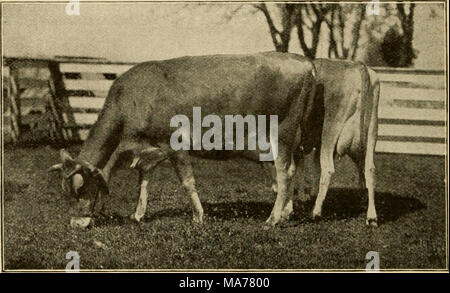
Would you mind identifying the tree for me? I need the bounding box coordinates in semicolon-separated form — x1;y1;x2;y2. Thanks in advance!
294;3;332;59
363;3;416;67
253;3;331;58
253;3;365;60
253;3;296;52
394;3;416;67
325;4;365;60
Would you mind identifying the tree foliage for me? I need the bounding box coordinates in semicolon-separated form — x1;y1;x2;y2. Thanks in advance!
252;2;417;66
254;3;366;60
325;4;365;60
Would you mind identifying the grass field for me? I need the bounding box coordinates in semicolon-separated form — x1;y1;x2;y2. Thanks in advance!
2;143;447;270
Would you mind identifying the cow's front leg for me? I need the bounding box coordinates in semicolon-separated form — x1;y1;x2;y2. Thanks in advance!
130;171;150;222
170;150;204;224
266;145;292;226
265;156;295;222
129;144;171;223
263;162;278;194
93;146;122;216
280;153;298;221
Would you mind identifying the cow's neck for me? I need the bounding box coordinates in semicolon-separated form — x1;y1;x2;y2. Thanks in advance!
76;108;123;169
77;138;116;169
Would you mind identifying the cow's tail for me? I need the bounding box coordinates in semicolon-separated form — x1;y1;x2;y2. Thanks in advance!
299;62;318;154
358;63;372;163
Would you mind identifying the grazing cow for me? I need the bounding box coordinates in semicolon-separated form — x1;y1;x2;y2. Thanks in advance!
48;52;317;228
271;59;380;226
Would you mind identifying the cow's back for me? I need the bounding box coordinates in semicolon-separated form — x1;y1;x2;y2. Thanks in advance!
111;53;314;139
312;58;372;156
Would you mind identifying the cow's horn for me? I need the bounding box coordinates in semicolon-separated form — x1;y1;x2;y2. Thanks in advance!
130;157;140;169
75;159;96;173
47;163;63;172
60;149;74;163
64;164;82;179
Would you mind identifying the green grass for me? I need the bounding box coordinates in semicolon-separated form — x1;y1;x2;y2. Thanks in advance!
2;144;447;270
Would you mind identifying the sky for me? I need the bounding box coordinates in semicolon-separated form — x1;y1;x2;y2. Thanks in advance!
2;2;446;69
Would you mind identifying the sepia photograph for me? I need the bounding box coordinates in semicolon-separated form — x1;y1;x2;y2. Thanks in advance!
0;0;448;275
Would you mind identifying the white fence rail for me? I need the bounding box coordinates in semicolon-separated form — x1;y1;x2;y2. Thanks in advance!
374;67;446;155
2;65;20;143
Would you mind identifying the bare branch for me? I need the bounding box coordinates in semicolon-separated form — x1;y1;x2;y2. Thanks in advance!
296;7;313;58
350;5;366;60
253;3;283;51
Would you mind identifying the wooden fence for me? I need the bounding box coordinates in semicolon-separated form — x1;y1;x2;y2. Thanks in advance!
55;61;135;141
374;67;446;155
3;58;447;156
2;65;20;143
2;58;60;142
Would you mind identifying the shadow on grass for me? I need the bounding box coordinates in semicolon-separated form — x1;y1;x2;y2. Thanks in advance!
303;188;427;224
4;180;30;202
92;209;190;227
95;188;426;226
4;136;82;151
6;251;46;270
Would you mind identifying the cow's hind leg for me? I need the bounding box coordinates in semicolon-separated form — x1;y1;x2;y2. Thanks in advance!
349;151;377;226
348;147;377;226
170;150;204;224
266;159;296;221
364;137;378;227
308;148;321;200
266;144;293;226
349;153;366;190
312;146;335;219
280;153;297;220
129;144;172;223
280;151;305;221
263;162;278;194
364;157;377;226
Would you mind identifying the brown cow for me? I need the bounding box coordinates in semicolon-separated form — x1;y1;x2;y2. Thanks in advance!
271;59;380;226
49;52;317;228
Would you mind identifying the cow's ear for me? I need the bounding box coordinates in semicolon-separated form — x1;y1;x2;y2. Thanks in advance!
60;149;74;163
60;149;85;178
48;163;63;172
130;147;169;171
63;164;82;179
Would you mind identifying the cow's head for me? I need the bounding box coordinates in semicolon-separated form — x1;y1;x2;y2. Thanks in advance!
48;149;108;228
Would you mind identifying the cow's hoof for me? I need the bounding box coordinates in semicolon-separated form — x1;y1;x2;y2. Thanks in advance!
280;211;293;222
366;218;378;227
263;220;276;230
192;214;203;224
280;207;293;220
311;212;322;222
128;213;142;224
280;214;292;222
265;215;279;228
